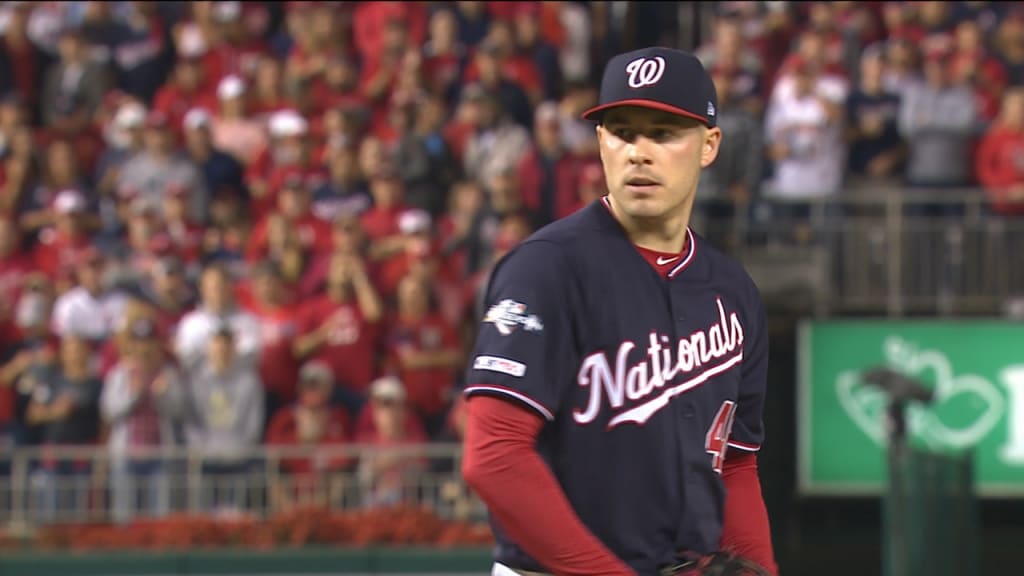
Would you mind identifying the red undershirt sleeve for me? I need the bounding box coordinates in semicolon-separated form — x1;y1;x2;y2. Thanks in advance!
719;451;778;575
461;395;636;576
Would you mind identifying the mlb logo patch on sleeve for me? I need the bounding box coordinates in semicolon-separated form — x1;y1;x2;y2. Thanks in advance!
473;355;527;377
483;299;544;335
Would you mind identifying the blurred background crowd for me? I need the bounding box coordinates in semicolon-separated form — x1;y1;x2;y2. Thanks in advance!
1;0;1022;523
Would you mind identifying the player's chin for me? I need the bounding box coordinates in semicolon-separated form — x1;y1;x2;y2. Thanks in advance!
619;194;668;218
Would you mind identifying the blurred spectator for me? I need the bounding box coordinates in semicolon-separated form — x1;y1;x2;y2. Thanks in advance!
898;44;981;189
182;107;247;204
239;260;301;420
517;101;597;228
948;17;1008;124
764;55;847;200
0;2;52;125
246;173;332;264
513;3;564;103
696;66;764;222
50;248;128;344
26;334;101;522
383;273;462;437
265;359;354;512
294;250;383;418
460;84;531;186
422;7;469;106
1;274;57;448
116;111;208;224
174;262;260;371
100;317;186;524
151;56;215;142
844;47;906;188
185;323;264;512
136;255;196;337
355;376;428;508
696;13;765;117
993;12;1024;86
0;216;36;309
21;139;98;236
209;74;267;167
976;87;1024;215
463;40;534;130
311;145;371;223
158;184;206;266
94;99;146;236
102;2;173;105
40;28;110;139
881;36;923;100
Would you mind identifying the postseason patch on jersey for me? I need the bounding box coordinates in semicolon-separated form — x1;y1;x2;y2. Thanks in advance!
472;355;527;377
483;299;544;335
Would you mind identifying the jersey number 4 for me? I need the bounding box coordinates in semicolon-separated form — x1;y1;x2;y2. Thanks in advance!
705;400;737;474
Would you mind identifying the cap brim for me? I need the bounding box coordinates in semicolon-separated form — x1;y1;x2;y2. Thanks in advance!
581;99;709;125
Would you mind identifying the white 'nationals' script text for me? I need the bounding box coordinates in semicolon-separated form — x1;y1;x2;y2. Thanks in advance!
573;297;745;428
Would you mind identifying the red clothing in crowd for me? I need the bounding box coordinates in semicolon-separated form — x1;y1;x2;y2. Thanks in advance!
246;302;302;404
265;405;353;475
0;248;37;306
296;295;381;394
975;125;1024;215
32;230;94;281
384;313;461;419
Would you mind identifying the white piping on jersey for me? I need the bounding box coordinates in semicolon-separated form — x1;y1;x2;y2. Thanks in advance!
573;297;744;426
601;195;697;277
463;384;556;421
727;439;761;452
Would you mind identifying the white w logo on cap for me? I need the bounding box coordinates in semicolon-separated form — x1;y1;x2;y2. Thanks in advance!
625;56;666;88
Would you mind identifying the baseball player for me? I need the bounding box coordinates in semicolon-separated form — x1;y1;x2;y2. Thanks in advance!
461;46;777;576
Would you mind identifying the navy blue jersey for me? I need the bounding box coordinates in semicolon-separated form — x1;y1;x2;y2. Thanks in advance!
464;198;768;575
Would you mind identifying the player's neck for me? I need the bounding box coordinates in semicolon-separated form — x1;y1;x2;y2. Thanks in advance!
606;196;692;254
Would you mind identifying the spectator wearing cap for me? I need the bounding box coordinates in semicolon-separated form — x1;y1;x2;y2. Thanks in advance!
174;262;261;372
20;139;98;236
265;359;355;512
244;108;323;221
25;334;102;522
375;208;439;301
459;82;531;186
50;247;129;344
460;37;535;130
245;170;332;264
151;55;217;141
209;75;267;167
184;323;264;512
294;249;383;415
182;106;248;204
517;100;598;228
249;55;291;119
31;188;97;282
116;110;209;225
354;375;428;507
94;100;147;209
382;273;462;438
101;316;186;524
40;26;111;139
203;1;272;84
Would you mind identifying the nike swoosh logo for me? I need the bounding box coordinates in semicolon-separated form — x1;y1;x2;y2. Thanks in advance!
656;256;680;265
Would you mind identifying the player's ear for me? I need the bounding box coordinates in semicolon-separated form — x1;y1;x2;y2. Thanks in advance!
700;126;722;168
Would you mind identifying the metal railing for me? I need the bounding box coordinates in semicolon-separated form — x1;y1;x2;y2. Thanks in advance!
0;443;485;534
690;188;1024;317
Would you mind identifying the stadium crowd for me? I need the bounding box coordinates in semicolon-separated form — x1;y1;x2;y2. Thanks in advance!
0;0;1022;519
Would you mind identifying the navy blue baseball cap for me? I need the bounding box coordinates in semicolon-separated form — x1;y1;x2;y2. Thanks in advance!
581;47;718;128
